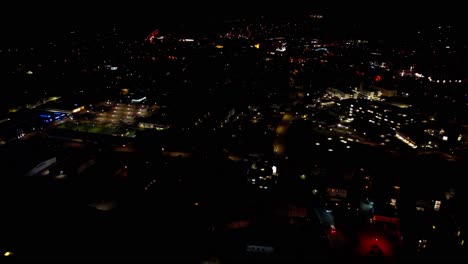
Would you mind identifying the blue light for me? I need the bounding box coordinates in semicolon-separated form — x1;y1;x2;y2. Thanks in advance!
39;114;51;118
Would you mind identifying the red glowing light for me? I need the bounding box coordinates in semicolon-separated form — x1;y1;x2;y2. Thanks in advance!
354;232;393;257
374;75;382;82
146;29;159;44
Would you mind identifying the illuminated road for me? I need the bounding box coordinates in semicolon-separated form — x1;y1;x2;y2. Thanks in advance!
416;151;459;161
273;113;294;158
227;154;242;161
162;151;192;158
113;146;137;153
112;165;129;179
323;126;382;147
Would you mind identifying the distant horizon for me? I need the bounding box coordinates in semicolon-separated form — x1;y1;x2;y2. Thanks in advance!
0;1;468;47
1;3;466;28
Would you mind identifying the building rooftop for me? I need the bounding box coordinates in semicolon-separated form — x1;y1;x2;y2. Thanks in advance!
39;99;85;113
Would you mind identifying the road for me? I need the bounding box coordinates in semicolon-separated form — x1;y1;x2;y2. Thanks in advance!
273;113;294;158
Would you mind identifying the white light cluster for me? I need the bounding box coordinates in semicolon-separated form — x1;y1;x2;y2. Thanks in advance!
432;79;462;83
395;133;418;149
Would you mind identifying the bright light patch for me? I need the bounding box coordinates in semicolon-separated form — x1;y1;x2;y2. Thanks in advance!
72;107;83;113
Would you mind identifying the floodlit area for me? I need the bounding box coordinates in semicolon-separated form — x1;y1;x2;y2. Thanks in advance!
57;121;138;137
54;102;150;137
95;103;150;125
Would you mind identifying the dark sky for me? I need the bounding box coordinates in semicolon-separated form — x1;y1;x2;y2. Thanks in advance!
1;1;466;45
2;1;464;25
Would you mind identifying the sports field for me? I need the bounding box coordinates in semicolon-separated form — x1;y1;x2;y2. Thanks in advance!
57;122;138;137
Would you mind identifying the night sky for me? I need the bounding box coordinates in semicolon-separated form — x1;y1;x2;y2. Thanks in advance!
1;2;467;46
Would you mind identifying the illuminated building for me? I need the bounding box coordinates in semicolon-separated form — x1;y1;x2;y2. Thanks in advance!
326;87;357;100
138;110;171;131
37;111;67;124
326;187;348;201
337;100;417;129
358;87;381;100
246;157;279;190
39;100;85;115
395;131;418;149
138;122;169;131
373;85;398;97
